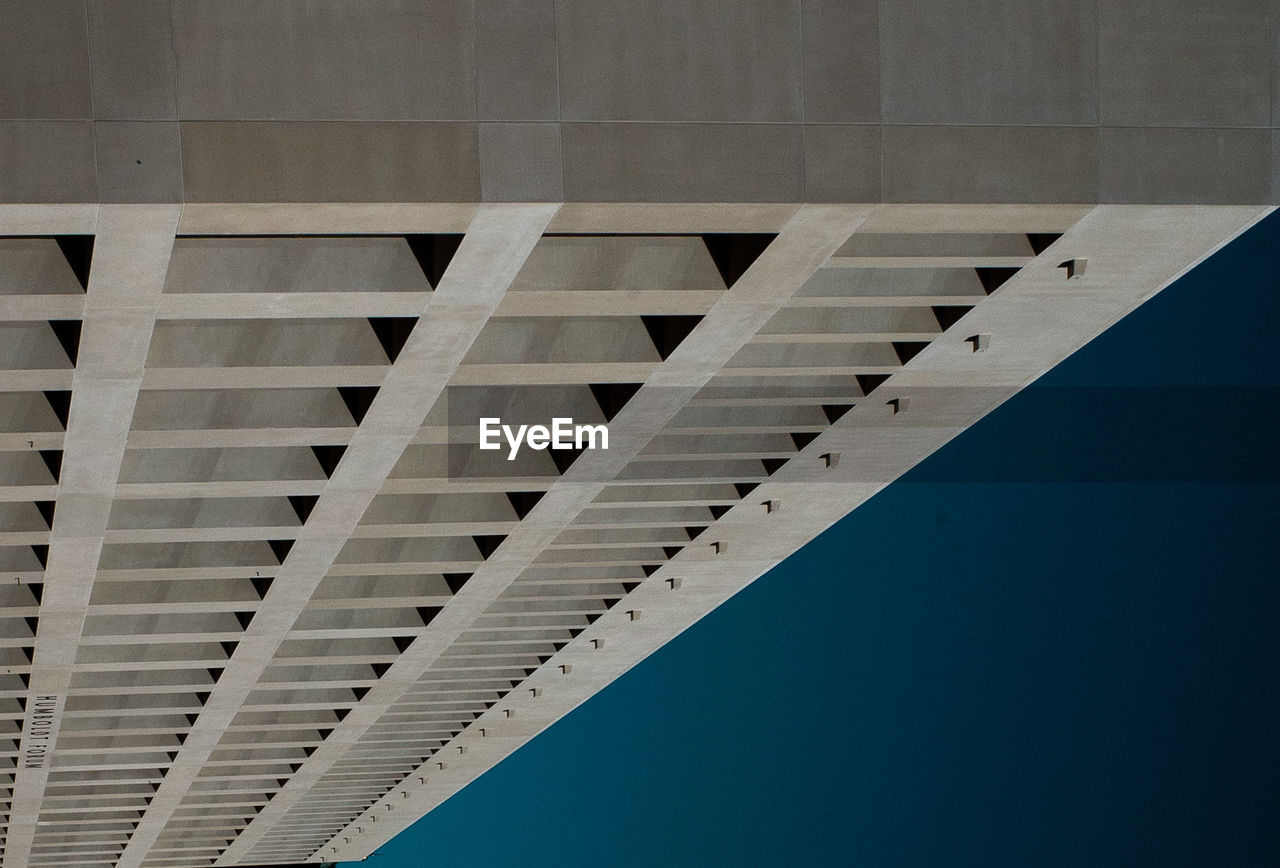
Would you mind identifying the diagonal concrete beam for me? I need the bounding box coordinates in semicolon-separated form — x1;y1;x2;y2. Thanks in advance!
113;203;558;868
2;205;181;868
216;204;878;864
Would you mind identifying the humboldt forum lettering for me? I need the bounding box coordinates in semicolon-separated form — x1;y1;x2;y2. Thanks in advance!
19;697;59;770
0;2;1274;867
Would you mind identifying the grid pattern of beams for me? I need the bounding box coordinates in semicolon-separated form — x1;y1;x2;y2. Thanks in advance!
0;202;1269;868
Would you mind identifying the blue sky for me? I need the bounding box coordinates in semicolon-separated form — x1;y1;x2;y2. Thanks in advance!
345;212;1280;867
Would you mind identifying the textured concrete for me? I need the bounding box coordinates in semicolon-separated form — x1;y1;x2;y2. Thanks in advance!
0;0;1274;205
4;205;180;867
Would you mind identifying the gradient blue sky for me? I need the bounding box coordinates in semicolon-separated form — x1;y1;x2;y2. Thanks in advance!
344;212;1280;867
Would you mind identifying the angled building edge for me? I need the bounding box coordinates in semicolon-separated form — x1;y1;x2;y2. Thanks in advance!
0;202;1270;868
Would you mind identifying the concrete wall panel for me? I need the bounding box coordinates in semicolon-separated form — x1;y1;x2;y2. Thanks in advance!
0;121;97;202
1101;127;1272;205
180;122;480;202
475;0;559;120
479;123;564;202
803;124;882;202
87;0;179;120
171;0;475;120
1099;0;1272;128
556;0;803;122
561;123;804;201
95;121;184;203
879;0;1098;125
0;0;92;119
801;0;880;123
883;125;1098;203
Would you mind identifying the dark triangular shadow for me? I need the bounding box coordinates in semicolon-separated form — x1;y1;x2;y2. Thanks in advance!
55;236;94;291
472;535;506;559
368;317;418;363
550;445;583;473
405;234;464;289
822;404;852;423
34;501;55;529
1026;233;1062;255
641;315;703;361
931;305;973;331
856;373;890;396
310;444;346;478
892;341;929;364
48;320;82;365
288;495;319;524
790;432;818;450
44;391;71;428
39;449;63;483
268;539;294;563
444;573;472;594
975;267;1019;295
589;382;643;422
338;386;379;424
700;233;776;288
505;491;544;520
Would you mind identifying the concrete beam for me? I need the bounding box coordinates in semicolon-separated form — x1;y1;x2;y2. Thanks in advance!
3;205;180;868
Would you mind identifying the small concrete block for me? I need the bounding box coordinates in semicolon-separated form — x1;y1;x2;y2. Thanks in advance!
1100;127;1271;205
480;123;563;202
562;122;805;202
804;125;882;203
883;125;1098;204
94;122;183;203
179;121;481;202
0;122;97;203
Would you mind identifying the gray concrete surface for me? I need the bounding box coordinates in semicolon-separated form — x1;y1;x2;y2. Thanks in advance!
0;0;1277;204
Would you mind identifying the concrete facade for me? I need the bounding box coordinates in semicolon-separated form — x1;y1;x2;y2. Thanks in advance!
0;3;1275;867
0;0;1278;206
